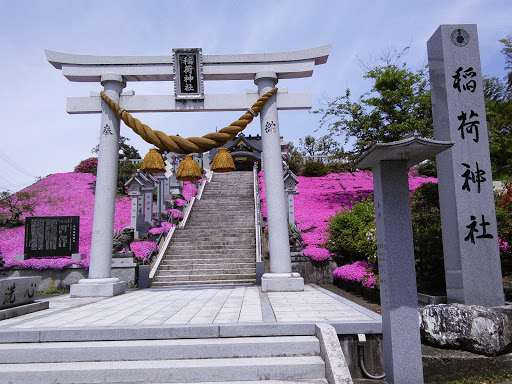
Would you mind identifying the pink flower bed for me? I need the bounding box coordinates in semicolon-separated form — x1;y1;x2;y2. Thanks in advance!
259;171;437;262
333;260;378;289
0;172;154;270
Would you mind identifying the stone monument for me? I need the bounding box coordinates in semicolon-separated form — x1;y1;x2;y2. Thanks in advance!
428;24;504;306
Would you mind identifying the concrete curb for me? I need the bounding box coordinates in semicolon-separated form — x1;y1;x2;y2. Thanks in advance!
316;323;353;384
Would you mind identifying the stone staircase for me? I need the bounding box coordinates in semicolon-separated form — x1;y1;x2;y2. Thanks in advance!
0;335;331;383
152;172;257;286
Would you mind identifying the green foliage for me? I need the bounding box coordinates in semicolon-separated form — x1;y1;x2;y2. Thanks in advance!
314;48;432;159
0;191;35;226
299;135;317;156
285;142;304;175
37;286;69;295
302;160;327;177
410;182;446;294
495;183;512;262
74;157;98;175
325;161;354;174
117;160;141;196
326;197;376;266
484;36;512;180
417;158;437;177
327;183;446;294
92;136;141;160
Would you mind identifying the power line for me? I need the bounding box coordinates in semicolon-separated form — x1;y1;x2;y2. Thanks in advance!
0;150;37;178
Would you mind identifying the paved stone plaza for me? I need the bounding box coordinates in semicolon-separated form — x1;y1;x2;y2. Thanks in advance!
0;285;380;332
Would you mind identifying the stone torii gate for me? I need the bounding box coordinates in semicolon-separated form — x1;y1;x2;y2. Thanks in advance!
46;45;330;297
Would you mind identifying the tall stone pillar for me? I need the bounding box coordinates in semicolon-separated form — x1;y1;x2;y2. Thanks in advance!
373;160;424;384
428;24;504;306
255;71;304;292
70;73;127;297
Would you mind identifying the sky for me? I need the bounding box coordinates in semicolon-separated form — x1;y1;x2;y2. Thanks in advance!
0;0;510;192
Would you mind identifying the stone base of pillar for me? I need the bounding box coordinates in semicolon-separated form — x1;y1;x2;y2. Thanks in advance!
261;272;304;292
70;277;126;297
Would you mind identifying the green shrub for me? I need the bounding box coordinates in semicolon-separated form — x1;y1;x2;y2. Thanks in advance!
117;160;140;196
325;161;354;174
302;160;327;177
326;197;376;266
496;183;512;267
285;144;304;175
326;183;446;295
410;182;446;294
417;158;437;177
74;157;98;175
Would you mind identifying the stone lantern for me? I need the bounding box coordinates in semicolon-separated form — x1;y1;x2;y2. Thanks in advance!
125;170;156;239
283;168;299;225
354;135;453;384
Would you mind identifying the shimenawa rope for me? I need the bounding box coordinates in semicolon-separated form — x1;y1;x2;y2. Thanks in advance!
100;87;277;154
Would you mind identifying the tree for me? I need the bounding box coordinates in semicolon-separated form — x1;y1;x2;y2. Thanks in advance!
91;136;141;160
314;49;432;159
298;136;317;156
484;35;512;179
284;143;304;175
0;191;35;226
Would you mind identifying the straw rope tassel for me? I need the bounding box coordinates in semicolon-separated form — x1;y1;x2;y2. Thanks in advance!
100;88;277;155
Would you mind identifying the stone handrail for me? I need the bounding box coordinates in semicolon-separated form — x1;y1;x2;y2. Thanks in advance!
253;164;262;263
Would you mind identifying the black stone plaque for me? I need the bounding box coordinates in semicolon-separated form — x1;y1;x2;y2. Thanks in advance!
24;216;79;257
173;48;204;100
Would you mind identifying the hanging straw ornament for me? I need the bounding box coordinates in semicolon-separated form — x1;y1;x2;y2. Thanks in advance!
211;148;236;173
176;155;202;181
140;148;165;174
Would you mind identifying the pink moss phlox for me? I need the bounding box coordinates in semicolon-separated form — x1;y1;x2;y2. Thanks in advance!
301;245;333;261
182;180;203;201
148;221;176;235
167;209;184;219
174;198;187;207
131;241;156;261
258;170;437;264
333;260;378;289
0;172;149;270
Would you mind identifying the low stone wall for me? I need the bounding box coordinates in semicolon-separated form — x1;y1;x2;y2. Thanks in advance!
3;265;137;291
291;254;337;284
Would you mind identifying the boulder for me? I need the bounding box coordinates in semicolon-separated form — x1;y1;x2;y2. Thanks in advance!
419;303;512;356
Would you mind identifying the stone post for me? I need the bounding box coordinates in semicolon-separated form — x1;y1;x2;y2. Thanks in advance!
428;24;504;306
70;73;126;297
255;71;304;292
373;160;424;384
354;136;453;384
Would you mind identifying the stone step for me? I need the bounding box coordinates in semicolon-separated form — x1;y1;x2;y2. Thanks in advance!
164;252;255;259
182;225;254;230
151;279;257;286
157;267;256;276
158;262;255;270
0;356;326;383
0;336;320;363
172;231;255;237
170;238;255;245
154;273;256;281
166;245;255;251
161;252;256;265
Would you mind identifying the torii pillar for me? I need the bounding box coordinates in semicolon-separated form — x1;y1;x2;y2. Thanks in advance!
256;71;304;292
70;73;127;297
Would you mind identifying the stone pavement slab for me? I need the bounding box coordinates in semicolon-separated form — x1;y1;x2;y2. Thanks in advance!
0;284;381;334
